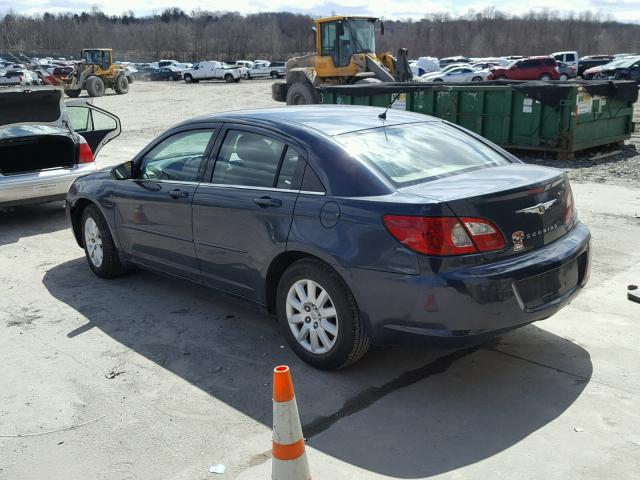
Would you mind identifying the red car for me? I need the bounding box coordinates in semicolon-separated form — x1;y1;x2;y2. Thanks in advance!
488;57;560;81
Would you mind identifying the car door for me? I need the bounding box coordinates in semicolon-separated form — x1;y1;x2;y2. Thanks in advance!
65;102;121;155
112;126;219;279
192;125;305;302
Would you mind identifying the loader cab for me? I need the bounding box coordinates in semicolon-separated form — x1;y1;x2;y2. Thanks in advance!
82;49;112;70
317;17;378;69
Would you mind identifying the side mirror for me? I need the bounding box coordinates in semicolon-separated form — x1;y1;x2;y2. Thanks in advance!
111;160;134;180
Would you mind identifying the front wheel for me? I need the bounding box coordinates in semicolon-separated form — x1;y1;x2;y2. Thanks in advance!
81;205;126;278
114;74;129;94
540;73;551;80
276;259;370;370
224;73;234;83
271;72;279;79
184;74;193;83
559;74;568;81
471;76;483;82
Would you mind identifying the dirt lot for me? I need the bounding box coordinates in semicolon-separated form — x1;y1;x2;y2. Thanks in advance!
1;80;639;480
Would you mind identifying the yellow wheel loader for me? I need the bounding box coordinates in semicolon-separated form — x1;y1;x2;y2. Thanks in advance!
272;16;412;105
63;49;129;98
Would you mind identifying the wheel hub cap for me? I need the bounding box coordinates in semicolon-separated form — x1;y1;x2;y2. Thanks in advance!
84;217;104;268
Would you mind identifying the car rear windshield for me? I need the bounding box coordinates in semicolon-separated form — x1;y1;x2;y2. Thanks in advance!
336;122;510;187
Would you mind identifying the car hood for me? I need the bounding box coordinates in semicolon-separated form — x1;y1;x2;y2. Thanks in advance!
0;87;65;129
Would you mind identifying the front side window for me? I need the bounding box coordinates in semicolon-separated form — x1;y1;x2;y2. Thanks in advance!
336;122;510;187
140;129;213;182
212;130;286;188
565;53;576;62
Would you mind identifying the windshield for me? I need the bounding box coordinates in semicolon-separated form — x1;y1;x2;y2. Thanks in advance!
336;122;510;187
344;19;375;55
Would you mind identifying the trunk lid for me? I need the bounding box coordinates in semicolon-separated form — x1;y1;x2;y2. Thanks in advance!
0;87;65;129
402;164;572;259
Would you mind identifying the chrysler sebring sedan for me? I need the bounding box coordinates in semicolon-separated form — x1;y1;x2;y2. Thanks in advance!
66;106;591;369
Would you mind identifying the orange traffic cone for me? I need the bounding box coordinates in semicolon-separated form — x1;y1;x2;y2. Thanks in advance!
272;365;311;480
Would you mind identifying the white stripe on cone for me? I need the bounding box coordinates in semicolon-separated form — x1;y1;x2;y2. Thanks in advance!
273;397;304;445
273;456;311;480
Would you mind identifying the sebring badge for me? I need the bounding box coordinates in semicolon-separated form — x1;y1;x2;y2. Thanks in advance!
512;231;525;252
515;199;556;215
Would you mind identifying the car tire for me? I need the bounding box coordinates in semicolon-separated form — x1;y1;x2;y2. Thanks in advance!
81;205;126;279
559;74;568;81
271;71;279;79
285;81;318;105
276;259;371;370
65;89;81;98
114;74;129;94
471;76;483;82
539;74;551;80
224;73;234;83
433;78;444;82
169;75;176;81
86;76;105;97
184;74;193;83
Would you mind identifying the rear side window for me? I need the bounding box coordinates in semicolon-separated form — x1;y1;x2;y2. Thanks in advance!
336;122;509;187
212;130;285;188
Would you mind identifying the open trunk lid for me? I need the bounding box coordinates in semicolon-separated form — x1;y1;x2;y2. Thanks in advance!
402;164;573;259
0;87;65;128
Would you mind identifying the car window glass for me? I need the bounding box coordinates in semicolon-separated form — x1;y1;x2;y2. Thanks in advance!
301;165;325;193
140;129;213;182
212;130;285;188
92;109;117;131
276;148;301;189
321;22;337;56
67;106;91;132
337;122;509;187
566;54;575;62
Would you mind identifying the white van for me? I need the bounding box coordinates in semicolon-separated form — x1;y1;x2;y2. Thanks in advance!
551;51;578;69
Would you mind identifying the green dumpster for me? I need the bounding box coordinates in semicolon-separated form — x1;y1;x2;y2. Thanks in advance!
319;81;638;159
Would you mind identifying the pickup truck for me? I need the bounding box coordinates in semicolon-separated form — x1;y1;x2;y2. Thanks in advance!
182;61;242;83
237;60;287;79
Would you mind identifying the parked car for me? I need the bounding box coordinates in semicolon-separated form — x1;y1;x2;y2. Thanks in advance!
410;56;439;76
0;70;40;86
419;65;486;82
147;67;183;81
595;56;640;81
66;106;590;369
550;51;578;69
133;66;156;81
577;55;614;77
183;61;241;83
557;62;578;80
488;57;560;80
238;61;286;79
582;57;631;80
0;87;120;207
439;56;470;68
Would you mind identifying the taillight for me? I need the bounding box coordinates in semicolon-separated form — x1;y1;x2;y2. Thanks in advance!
383;215;505;256
564;182;575;226
78;141;94;164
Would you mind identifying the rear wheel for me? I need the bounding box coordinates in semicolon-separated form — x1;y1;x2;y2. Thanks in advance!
184;74;193;83
114;74;129;94
271;71;280;79
81;205;126;278
540;73;551;80
285;81;317;105
276;259;370;370
472;76;483;82
559;74;568;81
64;89;81;98
432;78;444;82
86;76;105;97
224;73;234;83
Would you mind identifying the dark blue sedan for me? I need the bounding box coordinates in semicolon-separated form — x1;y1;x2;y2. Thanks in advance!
66;106;591;369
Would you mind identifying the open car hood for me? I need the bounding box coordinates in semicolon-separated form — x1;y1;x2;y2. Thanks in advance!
0;87;66;129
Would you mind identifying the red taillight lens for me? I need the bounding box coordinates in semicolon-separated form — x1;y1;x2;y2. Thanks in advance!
564;182;575;226
383;215;505;256
78;142;95;164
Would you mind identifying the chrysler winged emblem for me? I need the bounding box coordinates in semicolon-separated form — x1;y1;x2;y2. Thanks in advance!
516;199;556;215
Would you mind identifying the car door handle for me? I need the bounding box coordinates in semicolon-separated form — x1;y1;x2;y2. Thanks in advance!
168;189;189;199
253;196;282;208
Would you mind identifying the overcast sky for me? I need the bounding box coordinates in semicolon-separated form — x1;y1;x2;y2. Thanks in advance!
1;0;639;22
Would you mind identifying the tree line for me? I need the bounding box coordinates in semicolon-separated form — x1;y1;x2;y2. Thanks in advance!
1;8;639;63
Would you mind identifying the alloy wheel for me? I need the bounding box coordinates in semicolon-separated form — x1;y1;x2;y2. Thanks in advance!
84;217;104;268
286;279;339;354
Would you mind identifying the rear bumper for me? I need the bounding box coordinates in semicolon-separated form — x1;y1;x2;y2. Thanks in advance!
344;222;591;346
0;164;97;207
